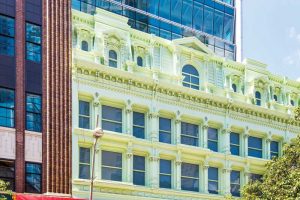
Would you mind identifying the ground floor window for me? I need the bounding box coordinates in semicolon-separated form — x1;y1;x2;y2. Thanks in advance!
0;160;15;191
25;162;42;193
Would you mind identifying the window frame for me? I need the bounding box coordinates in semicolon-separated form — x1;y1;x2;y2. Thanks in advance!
255;91;262;106
270;140;279;158
248;136;263;158
0;159;15;191
181;162;199;192
78;100;91;129
0;87;15;128
132;111;146;139
25;22;41;63
182;64;200;90
81;40;89;51
25;162;42;194
101;150;123;182
208;167;219;194
230;132;240;156
207;127;219;152
230;170;240;197
79;147;91;179
108;49;118;68
25;93;42;132
159;117;172;144
159;159;172;189
101;104;123;133
137;56;143;67
133;155;146;186
181;121;199;147
0;14;15;56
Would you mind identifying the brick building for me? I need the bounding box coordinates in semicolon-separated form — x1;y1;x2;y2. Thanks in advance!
0;0;72;196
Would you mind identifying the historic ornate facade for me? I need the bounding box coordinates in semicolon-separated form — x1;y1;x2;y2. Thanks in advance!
71;8;300;200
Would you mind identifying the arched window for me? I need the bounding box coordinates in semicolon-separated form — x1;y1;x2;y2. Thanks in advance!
182;65;199;90
137;56;143;67
81;41;89;51
108;50;118;68
273;95;278;102
255;91;261;106
232;84;237;92
291;100;294;106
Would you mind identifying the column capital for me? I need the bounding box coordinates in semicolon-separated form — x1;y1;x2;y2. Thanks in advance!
203;124;209;130
125;107;132;114
175;160;182;166
149;156;160;162
222;168;231;174
203;165;210;170
222;128;231;134
126;153;133;159
148;112;159;119
93;101;100;107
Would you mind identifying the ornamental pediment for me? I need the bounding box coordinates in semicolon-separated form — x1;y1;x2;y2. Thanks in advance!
173;36;214;55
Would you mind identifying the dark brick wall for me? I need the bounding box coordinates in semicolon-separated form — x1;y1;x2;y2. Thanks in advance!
42;0;72;194
15;0;25;193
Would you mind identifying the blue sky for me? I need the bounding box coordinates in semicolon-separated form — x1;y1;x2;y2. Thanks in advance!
242;0;300;81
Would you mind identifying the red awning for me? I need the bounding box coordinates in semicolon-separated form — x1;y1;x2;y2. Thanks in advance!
15;194;85;200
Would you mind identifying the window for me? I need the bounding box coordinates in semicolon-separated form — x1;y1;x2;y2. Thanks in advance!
0;88;14;128
102;105;122;133
230;132;240;156
133;111;145;139
182;65;199;90
249;173;262;182
232;84;237;92
26;94;42;132
270;141;279;158
26;23;41;63
137;56;143;67
0;15;15;56
79;100;90;129
0;160;15;191
108;50;118;68
25;163;42;193
181;122;199;146
79;147;90;179
159;117;172;144
181;163;199;192
230;170;240;197
208;167;218;194
255;91;261;106
133;155;145;186
101;151;122;181
248;136;263;158
290;100;295;106
160;159;171;189
208;128;218;152
81;40;88;51
273;95;278;102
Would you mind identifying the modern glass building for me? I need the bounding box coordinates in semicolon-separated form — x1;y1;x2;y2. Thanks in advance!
72;0;236;60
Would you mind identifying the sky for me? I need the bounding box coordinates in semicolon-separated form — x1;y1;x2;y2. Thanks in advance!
242;0;300;81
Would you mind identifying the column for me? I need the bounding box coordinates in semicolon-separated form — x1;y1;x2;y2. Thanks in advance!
222;128;231;154
243;129;249;157
175;117;181;144
203;164;209;193
222;168;231;195
175;160;182;190
125;104;132;135
126;152;133;183
244;170;250;186
203;124;209;148
149;112;159;142
149;156;159;188
93;100;100;128
265;138;271;160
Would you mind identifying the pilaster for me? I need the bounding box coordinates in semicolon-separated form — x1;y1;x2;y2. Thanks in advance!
149;112;159;142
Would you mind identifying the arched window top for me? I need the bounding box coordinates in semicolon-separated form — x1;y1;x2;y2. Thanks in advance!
232;84;237;93
182;65;199;76
182;65;199;90
108;50;118;68
137;56;143;67
81;40;89;51
109;50;117;60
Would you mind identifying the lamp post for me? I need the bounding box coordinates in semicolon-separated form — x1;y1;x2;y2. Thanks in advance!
89;127;104;200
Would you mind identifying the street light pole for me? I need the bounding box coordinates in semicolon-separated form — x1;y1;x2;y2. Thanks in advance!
89;115;104;200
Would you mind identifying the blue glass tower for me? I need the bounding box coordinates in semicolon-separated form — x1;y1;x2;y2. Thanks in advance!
72;0;236;60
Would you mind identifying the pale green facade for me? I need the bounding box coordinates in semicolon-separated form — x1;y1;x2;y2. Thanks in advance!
71;8;300;200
